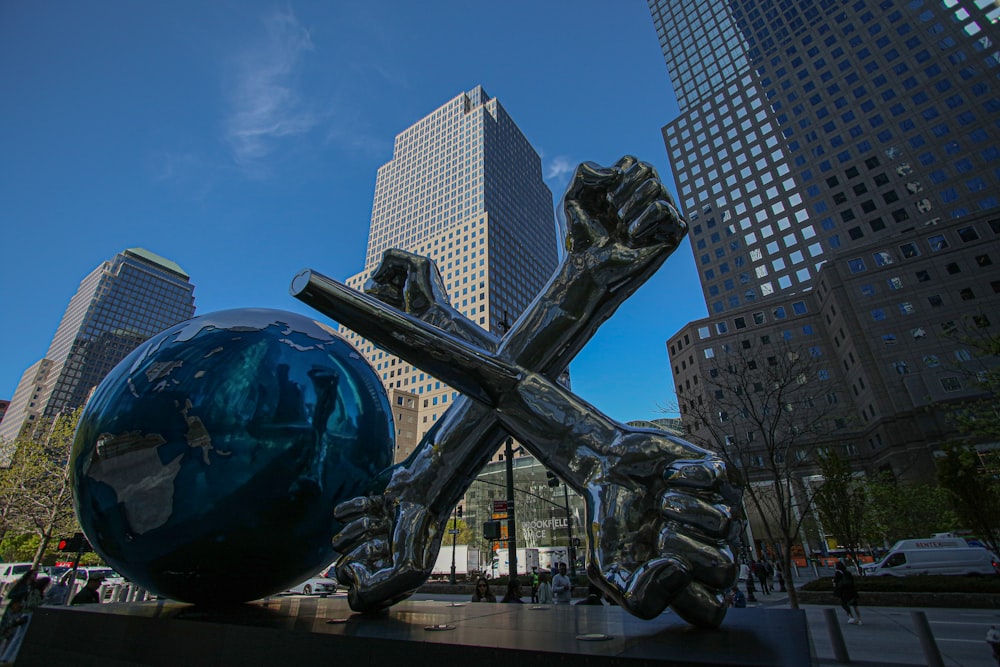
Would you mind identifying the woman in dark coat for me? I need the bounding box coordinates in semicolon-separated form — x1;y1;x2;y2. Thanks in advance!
833;560;861;625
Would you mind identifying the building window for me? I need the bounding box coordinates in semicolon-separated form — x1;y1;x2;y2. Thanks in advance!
928;234;949;251
958;226;980;242
940;377;962;392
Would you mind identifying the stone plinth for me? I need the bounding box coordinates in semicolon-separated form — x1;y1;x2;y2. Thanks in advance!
16;596;815;666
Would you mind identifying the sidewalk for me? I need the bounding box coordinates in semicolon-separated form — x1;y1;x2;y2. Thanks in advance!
746;583;1000;666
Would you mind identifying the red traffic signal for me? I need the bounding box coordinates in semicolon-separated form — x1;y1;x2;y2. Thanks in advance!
56;533;91;553
57;536;79;552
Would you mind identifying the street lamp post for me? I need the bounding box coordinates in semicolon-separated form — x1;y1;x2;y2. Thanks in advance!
562;482;576;578
505;437;517;580
449;505;461;584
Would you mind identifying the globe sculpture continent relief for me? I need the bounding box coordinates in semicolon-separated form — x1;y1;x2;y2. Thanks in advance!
71;308;394;603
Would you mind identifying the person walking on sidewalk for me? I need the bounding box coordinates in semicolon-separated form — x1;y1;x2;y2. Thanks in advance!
753;560;770;595
833;560;861;625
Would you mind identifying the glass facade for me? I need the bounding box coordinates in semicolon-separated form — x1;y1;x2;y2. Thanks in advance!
649;0;1000;314
0;248;196;446
341;86;559;460
653;1;1000;483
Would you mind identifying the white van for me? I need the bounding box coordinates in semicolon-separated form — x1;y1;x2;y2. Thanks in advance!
863;538;999;576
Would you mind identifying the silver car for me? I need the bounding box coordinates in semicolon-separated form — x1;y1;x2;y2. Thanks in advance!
284;576;338;595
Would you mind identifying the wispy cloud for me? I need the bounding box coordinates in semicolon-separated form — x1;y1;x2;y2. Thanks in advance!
545;156;574;181
223;9;321;176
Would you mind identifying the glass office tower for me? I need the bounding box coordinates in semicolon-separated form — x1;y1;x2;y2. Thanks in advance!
0;248;196;450
651;0;1000;310
649;1;1000;480
340;86;559;463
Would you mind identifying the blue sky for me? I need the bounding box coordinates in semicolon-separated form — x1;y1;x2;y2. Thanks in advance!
0;1;708;425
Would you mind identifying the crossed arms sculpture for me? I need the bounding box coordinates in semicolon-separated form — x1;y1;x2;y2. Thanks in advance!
291;156;741;628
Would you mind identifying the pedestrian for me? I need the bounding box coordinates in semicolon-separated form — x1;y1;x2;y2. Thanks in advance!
530;566;539;603
728;585;746;608
4;569;36;602
738;561;750;587
833;560;861;625
552;562;572;604
25;577;49;611
986;625;1000;665
501;578;523;603
71;575;104;605
745;563;757;601
42;571;75;606
537;572;553;604
754;560;770;595
764;560;774;590
0;592;29;661
471;576;496;602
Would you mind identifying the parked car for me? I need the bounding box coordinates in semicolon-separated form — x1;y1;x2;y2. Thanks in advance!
70;567;125;587
0;562;35;586
285;576;338;595
43;565;71;581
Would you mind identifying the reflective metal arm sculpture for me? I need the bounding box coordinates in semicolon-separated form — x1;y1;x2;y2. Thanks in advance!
291;157;740;627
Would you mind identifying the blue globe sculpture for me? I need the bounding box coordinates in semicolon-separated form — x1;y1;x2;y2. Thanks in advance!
71;308;394;604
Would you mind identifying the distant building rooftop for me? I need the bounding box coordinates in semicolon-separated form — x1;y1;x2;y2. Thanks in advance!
124;247;189;279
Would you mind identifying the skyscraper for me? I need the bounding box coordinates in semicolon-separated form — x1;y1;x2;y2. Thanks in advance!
340;86;559;462
648;2;1000;480
0;248;196;449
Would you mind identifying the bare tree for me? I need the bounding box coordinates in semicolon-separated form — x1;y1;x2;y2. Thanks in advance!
678;335;856;608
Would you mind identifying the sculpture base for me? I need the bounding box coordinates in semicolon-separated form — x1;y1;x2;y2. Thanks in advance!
17;597;815;666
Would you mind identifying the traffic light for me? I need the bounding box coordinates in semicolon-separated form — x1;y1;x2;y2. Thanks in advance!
456;506;463;519
546;471;560;487
56;533;91;553
57;535;82;552
483;520;501;540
